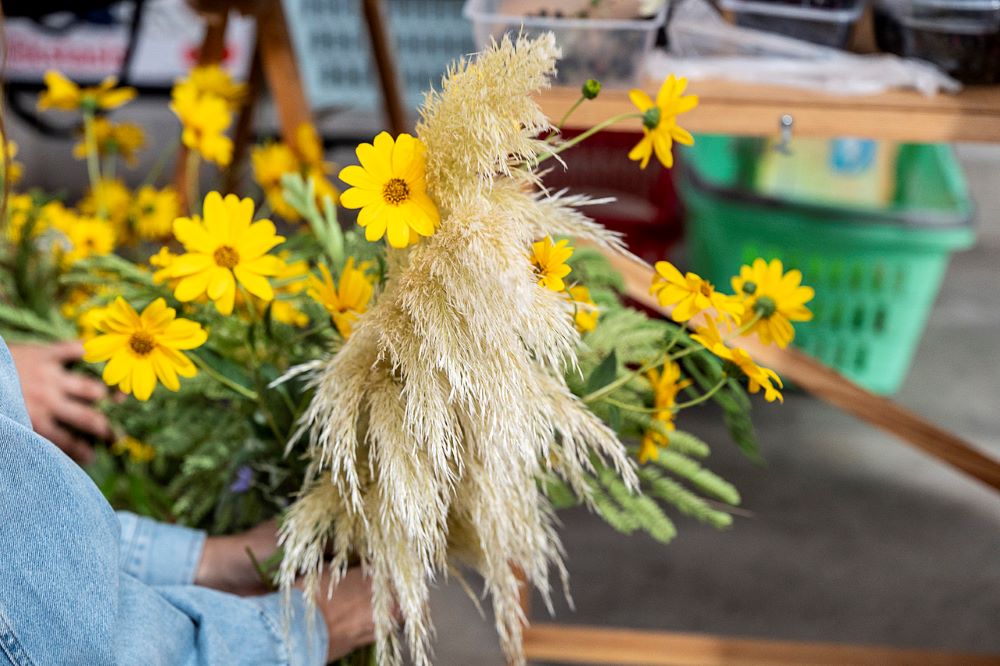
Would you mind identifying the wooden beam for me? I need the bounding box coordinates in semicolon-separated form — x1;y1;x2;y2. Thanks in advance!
361;0;407;134
523;624;1000;666
537;82;1000;144
257;0;312;146
224;42;264;195
600;248;1000;493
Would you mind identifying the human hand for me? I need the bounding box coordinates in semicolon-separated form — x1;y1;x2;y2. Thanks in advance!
9;341;112;463
312;569;377;662
196;519;280;596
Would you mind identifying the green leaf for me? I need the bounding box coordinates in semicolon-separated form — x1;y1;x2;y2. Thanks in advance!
606;404;622;433
654;450;741;505
715;381;764;464
190;347;256;395
585;349;618;394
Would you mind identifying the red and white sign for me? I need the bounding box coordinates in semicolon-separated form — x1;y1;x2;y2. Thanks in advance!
4;0;254;86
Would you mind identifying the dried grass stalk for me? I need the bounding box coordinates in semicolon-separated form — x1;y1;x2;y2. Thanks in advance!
280;33;637;665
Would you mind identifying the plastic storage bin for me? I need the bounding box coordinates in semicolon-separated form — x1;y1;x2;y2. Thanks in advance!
283;0;475;111
463;0;667;87
678;135;975;395
542;130;682;264
874;0;1000;84
718;0;866;48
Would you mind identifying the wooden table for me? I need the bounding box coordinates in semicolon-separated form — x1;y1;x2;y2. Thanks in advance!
537;80;1000;143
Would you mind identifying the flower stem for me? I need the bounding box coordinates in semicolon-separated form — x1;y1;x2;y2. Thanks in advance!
664;322;687;354
674;377;727;411
82;111;106;219
599;396;664;415
582;354;665;405
192;354;259;401
734;312;763;338
143;140;180;188
185;149;201;213
105;145;117;182
535;112;642;167
545;95;586;141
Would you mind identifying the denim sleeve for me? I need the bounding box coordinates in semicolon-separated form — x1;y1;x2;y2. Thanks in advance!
117;511;206;586
0;339;327;665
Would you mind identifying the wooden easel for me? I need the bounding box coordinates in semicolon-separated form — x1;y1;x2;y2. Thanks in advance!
177;0;406;210
185;3;1000;664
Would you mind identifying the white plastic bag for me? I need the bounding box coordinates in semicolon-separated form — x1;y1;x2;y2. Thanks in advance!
648;0;960;96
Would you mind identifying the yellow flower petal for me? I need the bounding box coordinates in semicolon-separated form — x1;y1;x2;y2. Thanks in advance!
233;265;274;301
629;89;654;112
131;360;157;401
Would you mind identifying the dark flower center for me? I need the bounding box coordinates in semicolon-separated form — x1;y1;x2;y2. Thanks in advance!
214;245;240;268
754;296;777;319
128;331;155;356
642;107;661;131
382;178;410;206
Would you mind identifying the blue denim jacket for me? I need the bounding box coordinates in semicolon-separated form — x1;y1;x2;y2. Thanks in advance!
0;339;327;665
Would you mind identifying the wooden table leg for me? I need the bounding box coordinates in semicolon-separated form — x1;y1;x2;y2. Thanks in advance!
224;42;263;195
361;0;407;134
256;0;312;146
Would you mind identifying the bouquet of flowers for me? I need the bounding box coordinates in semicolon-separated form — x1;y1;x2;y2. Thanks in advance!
0;33;813;666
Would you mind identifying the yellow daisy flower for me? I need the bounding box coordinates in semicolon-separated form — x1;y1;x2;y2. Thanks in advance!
132;186;180;241
339;132;439;249
627;74;698;170
170;81;233;166
37;71;136;112
639;361;692;463
296;123;340;206
252;142;298;191
692;318;783;403
307;258;374;338
568;285;599;333
295;122;326;168
167;192;285;315
4;140;23;185
83;297;207;401
62;217;117;265
75;303;111;341
252;142;301;219
732;258;815;349
268;254;311;328
186;64;247;108
80;178;132;233
531;237;574;292
650;260;743;324
112;435;156;463
73;118;146;166
311;170;340;204
149;246;179;285
5;194;37;242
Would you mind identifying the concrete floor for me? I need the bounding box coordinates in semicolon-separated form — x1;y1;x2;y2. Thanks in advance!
425;157;1000;664
7;107;999;664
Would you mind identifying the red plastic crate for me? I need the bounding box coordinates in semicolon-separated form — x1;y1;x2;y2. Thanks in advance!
541;129;683;264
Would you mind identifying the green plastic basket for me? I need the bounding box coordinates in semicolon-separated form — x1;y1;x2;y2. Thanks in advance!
678;135;975;395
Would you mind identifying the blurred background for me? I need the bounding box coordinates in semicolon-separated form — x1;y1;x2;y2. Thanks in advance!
3;0;999;663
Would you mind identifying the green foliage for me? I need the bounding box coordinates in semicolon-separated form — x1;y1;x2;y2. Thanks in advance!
555;248;764;542
652;450;741;505
589;468;677;544
638;466;734;529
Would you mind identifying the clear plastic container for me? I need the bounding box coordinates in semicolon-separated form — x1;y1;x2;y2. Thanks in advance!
462;0;667;87
717;0;866;48
876;0;1000;84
